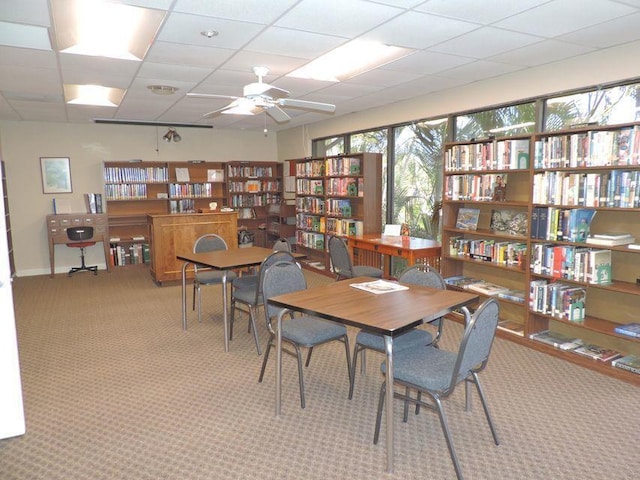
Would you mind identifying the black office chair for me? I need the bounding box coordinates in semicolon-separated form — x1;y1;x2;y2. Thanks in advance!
66;226;98;276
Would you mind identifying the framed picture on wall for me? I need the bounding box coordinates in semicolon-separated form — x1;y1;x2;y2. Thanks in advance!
40;157;72;194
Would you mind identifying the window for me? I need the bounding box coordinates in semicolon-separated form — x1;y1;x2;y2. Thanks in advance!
544;83;640;131
455;103;535;141
313;136;344;157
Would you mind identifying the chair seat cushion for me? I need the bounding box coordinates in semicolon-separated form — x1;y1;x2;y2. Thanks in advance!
356;328;433;353
283;316;347;346
382;346;457;392
233;286;261;304
233;275;258;290
196;269;238;284
352;265;384;278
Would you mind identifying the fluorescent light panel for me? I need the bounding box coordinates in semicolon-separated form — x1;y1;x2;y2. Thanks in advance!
52;0;165;61
287;40;413;82
64;84;125;107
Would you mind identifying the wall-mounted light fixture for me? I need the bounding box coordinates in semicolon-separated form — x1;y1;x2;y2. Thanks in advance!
163;128;181;142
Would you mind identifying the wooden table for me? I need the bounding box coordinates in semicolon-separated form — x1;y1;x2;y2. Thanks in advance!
347;234;441;276
268;277;477;473
177;246;304;351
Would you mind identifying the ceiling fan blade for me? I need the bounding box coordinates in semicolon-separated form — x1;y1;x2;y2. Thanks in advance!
202;104;234;119
243;82;289;99
278;98;336;113
266;105;291;123
187;92;239;101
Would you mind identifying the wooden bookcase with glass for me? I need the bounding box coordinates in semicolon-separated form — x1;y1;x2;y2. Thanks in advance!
103;160;226;266
441;137;532;338
226;161;283;247
294;152;382;276
527;123;640;385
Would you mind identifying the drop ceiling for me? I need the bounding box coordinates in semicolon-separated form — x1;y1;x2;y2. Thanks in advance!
1;0;640;132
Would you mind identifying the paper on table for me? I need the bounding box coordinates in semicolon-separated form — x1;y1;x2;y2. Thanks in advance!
350;279;409;294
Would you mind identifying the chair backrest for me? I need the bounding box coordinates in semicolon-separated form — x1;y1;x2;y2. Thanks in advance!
448;298;500;392
193;234;228;253
261;261;306;331
254;251;297;303
273;238;292;252
328;235;353;279
398;264;446;290
67;226;94;241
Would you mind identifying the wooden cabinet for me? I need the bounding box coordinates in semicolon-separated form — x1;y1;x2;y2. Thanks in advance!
293;153;382;276
147;211;237;284
441;126;640;385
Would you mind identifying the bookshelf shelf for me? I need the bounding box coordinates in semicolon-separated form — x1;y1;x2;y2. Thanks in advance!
443;124;640;385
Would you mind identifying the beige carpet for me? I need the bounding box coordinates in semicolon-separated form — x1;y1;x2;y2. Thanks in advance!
1;266;638;480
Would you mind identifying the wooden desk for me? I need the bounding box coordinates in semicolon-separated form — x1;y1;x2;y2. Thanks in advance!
176;247;305;352
268;277;477;473
46;213;110;278
347;234;441;276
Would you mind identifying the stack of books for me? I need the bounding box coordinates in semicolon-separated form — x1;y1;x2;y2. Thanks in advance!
529;330;583;351
586;232;635;247
614;323;640;338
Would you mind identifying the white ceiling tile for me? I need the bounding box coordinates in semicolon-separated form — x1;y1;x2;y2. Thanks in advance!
244;27;346;59
430;27;543;58
10;100;67;122
0;64;60;94
414;0;549;24
275;0;402;37
381;50;474;75
0;0;50;26
438;60;526;82
489;40;595;67
173;0;299;24
362;11;479;49
145;42;235;69
118;0;173;9
344;68;423;88
314;82;383;98
555;12;640;48
269;77;335;97
0;46;57;68
494;0;637;38
0;21;51;50
221;51;309;76
363;0;425;8
137;63;211;84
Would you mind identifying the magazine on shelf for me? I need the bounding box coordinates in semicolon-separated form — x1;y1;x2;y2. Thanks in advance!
585;236;635;247
350;279;409;294
466;281;510;296
612;355;640;375
455;208;480;231
529;330;583;350
573;344;621;362
614;323;640;338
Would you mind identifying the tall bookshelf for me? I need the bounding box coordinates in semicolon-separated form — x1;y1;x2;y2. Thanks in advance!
441;124;640;385
226;161;283;248
293;152;382;276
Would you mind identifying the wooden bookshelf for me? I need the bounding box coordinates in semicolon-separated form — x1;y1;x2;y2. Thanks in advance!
293;152;382;277
441;125;640;385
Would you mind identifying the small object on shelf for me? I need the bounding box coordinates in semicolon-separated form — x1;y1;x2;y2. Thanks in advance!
529;330;583;351
491;174;507;201
455;208;480;231
573;344;621;362
614;323;640;338
612;355;640;375
466;280;510;296
586;235;635;247
490;209;527;236
175;167;190;182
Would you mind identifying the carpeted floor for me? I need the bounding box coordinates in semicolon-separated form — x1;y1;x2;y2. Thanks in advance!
1;266;638;479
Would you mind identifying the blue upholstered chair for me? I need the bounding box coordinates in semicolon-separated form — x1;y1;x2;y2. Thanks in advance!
328;235;383;281
258;261;352;408
373;298;501;480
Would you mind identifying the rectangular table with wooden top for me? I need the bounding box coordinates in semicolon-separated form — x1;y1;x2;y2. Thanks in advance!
267;276;478;473
347;233;441;276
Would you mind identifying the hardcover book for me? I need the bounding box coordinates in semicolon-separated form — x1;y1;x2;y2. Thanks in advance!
466;281;510;296
585;235;635;247
490;209;528;236
350;280;409;295
529;330;583;350
455;208;480;231
614;323;640;338
588;249;612;285
612;354;640;375
573;344;621;362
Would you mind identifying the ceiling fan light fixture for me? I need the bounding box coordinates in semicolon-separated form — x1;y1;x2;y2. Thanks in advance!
287;40;414;82
163;128;181;142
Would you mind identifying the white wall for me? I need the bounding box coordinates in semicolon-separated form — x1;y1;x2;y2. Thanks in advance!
0;122;278;276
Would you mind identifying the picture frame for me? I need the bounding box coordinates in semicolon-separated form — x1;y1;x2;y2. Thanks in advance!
40;157;72;194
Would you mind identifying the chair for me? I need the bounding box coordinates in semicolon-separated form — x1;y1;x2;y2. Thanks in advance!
328;235;383;281
66;226;98;276
229;250;297;355
272;238;292;252
192;234;238;323
258;260;352;408
348;264;447;399
373;298;501;480
232;238;293;291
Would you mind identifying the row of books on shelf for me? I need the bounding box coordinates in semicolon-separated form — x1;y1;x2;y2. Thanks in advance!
532;170;640;208
227;165;275;178
109;243;150;266
83;193;104;214
296;196;324;214
325;218;358;237
227;180;280;193
103;166;168;184
445;139;530;172
326;199;352;217
530;244;612;284
445;173;508;202
326;156;361;176
448;237;527;268
296;160;325;177
326;177;363;197
296;213;324;233
444;275;525;303
296;179;324;195
529;280;586;322
169;199;195;213
533;127;640;169
105;183;147;200
169;183;214;198
296;231;324;250
530;207;595;241
228;193;281;207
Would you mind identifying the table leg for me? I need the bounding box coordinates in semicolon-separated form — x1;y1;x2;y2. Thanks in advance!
275;309;284;416
181;261;189;330
222;273;229;352
384;335;394;473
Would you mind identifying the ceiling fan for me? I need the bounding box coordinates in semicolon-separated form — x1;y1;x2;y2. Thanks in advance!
187;66;336;123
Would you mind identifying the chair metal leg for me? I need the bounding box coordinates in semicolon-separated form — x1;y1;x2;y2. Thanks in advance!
248;306;262;355
197;284;203;323
433;395;464;480
360;347;367;373
304;347;313;367
348;343;361;400
294;344;306;409
229;299;236;340
258;334;274;383
342;335;352;398
403;386;411;422
373;381;386;444
471;372;500;445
